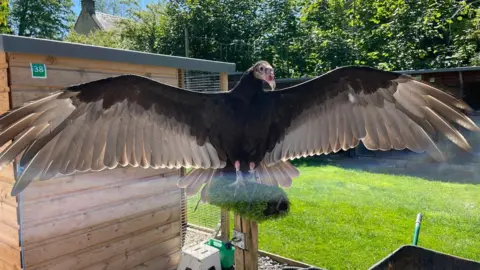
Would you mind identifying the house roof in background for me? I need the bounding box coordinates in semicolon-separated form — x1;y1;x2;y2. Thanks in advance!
93;11;123;31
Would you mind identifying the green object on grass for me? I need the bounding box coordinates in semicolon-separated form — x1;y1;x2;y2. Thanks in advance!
205;238;235;269
412;213;423;245
205;175;290;222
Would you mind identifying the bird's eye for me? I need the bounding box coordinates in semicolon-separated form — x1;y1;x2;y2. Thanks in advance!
260;66;264;71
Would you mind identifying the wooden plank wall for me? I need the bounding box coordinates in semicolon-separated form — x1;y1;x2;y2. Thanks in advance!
7;52;179;105
0;52;22;270
20;168;182;270
421;71;462;98
5;52;184;270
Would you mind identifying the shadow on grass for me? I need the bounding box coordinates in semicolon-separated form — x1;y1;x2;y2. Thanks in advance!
292;120;480;184
291;153;480;185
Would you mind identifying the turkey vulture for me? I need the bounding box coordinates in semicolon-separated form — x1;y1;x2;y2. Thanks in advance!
0;60;478;198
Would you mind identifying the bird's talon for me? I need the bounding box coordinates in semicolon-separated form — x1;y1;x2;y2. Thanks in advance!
247;170;257;183
227;170;246;197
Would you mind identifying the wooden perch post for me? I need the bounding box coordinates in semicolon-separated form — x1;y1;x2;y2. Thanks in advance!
234;213;258;270
218;71;232;243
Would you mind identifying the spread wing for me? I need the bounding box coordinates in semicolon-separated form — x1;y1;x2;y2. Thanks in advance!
0;75;228;196
263;66;480;165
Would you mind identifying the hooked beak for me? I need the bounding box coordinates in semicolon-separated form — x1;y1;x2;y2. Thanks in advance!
265;69;276;91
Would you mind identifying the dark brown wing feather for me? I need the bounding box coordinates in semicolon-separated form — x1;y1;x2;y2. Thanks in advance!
0;75;228;196
263;66;480;165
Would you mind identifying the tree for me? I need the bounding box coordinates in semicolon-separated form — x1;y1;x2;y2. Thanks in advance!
61;0;480;78
93;0;136;17
11;0;75;40
64;27;132;49
0;0;11;34
118;1;169;53
360;0;479;70
294;0;480;74
248;0;304;78
161;0;302;73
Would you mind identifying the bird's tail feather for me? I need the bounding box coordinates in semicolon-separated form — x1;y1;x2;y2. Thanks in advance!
257;161;299;188
177;168;217;200
177;161;299;202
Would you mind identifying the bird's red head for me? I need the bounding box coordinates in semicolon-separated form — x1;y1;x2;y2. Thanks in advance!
251;61;276;90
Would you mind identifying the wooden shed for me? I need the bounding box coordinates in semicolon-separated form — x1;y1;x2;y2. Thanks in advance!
0;34;235;270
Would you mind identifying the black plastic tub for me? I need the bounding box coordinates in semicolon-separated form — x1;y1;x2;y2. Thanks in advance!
369;245;480;270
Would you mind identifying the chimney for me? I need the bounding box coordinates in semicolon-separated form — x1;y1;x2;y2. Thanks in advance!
81;0;95;14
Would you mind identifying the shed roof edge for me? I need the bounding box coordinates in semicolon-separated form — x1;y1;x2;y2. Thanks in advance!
0;34;236;73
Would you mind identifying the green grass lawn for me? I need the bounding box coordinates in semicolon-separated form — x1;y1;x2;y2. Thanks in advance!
187;160;480;269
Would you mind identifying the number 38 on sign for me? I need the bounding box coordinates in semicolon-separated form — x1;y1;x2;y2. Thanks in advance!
30;63;47;79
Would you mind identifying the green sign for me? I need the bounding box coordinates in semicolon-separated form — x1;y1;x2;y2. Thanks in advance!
30;63;47;79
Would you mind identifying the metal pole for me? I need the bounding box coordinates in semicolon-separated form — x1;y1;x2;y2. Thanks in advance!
184;27;189;58
412;213;423;245
184;27;190;90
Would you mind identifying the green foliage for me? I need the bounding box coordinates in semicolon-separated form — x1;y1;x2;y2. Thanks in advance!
94;0;135;17
11;0;75;40
61;0;480;78
134;0;303;75
118;1;170;53
295;0;480;74
64;28;132;49
0;0;12;34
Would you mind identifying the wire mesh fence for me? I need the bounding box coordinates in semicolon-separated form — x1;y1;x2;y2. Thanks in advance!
184;70;223;92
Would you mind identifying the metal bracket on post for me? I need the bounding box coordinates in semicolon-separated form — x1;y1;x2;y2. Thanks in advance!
231;229;246;250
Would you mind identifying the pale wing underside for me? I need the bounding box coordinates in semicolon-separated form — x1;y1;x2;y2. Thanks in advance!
0;90;225;196
264;77;480;165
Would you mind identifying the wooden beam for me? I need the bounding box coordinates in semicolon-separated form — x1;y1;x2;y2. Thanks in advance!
219;209;230;242
220;72;229;92
234;214;244;268
177;69;185;89
234;213;258;270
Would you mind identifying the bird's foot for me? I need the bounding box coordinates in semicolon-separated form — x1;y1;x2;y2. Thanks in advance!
247;162;259;183
247;162;259;210
226;161;245;197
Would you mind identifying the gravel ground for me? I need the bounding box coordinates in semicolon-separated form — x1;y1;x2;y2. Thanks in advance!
258;256;289;270
183;227;291;269
183;227;212;249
